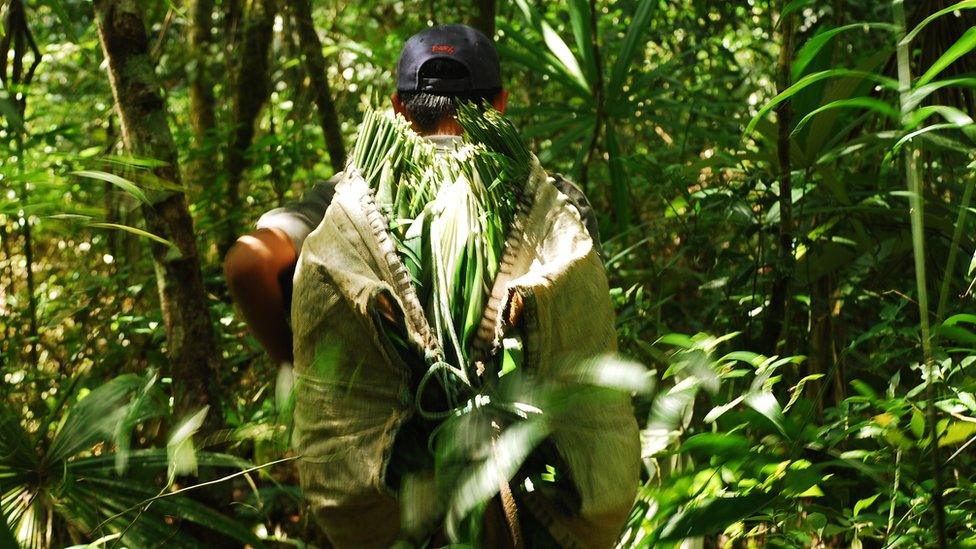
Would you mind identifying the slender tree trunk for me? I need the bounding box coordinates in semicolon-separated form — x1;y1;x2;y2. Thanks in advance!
93;0;219;417
15;134;39;368
470;0;496;37
187;0;217;195
3;0;41;367
221;0;276;255
894;2;946;546
808;274;845;413
579;0;604;198
0;221;16;355
287;0;346;172
761;5;794;354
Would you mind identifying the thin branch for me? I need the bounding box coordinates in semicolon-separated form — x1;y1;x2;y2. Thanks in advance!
93;455;299;535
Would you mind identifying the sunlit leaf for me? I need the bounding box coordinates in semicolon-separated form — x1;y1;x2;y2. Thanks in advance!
901;0;976;45
541;19;588;93
746;70;899;136
557;354;654;393
87;222;178;250
792;97;899;136
940;421;976;446
679;432;751;458
167;406;209;479
703;395;745;423
46;374;151;464
892;122;974;152
72;170;150;205
917;27;976;87
784;373;825;412
903;77;976;111
445;420;549;539
745;391;788;436
793;23;898;80
566;0;598;85
853;493;879;518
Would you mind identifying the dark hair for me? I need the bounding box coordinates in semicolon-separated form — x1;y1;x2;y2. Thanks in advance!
398;58;502;133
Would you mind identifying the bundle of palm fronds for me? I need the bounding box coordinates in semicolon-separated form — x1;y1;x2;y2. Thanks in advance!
348;102;531;394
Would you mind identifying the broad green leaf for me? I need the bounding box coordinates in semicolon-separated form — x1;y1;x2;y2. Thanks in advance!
917;26;976;87
703;395;745;423
903;105;975;137
943;313;976;327
903;77;976;111
960;391;976;412
892;123;973;152
608;0;656;98
540;23;589;93
792;97;899;136
679;432;752;457
567;0;598;86
720;351;764;366
784;373;825;412
496;36;590;99
745;391;788;436
656;333;694;348
445;420;549;538
939;421;976;446
73;170;150;205
746;70;899;136
101;154;169;169
658;491;776;541
793;23;898;80
46;374;150;464
509;0;590;96
911;407;925;439
901;0;976;45
853;493;879;518
558;354;654;393
167;406;209;479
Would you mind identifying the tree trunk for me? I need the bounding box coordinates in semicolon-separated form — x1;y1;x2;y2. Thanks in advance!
2;0;41;367
0;221;17;356
470;0;496;38
761;5;794;355
221;0;276;255
93;0;219;417
187;0;217;195
287;0;346;172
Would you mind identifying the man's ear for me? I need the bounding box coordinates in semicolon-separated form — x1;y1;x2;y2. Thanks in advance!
492;89;508;114
392;92;406;115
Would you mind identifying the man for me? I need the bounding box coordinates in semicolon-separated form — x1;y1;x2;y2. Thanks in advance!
226;24;637;548
224;25;510;365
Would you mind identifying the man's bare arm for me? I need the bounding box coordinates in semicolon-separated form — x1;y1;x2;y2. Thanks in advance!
224;227;297;363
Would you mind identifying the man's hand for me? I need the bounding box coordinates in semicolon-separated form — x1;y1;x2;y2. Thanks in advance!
224;227;298;363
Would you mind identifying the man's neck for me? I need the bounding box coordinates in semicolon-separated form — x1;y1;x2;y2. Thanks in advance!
420;117;463;136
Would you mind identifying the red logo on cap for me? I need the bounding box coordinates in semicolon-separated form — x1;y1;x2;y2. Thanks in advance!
431;44;456;55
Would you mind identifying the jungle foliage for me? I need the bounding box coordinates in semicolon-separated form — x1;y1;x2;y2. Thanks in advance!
2;0;976;547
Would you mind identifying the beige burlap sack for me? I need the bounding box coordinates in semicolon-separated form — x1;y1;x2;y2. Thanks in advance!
290;160;639;548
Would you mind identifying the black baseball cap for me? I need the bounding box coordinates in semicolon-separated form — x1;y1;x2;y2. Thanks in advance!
396;24;501;95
